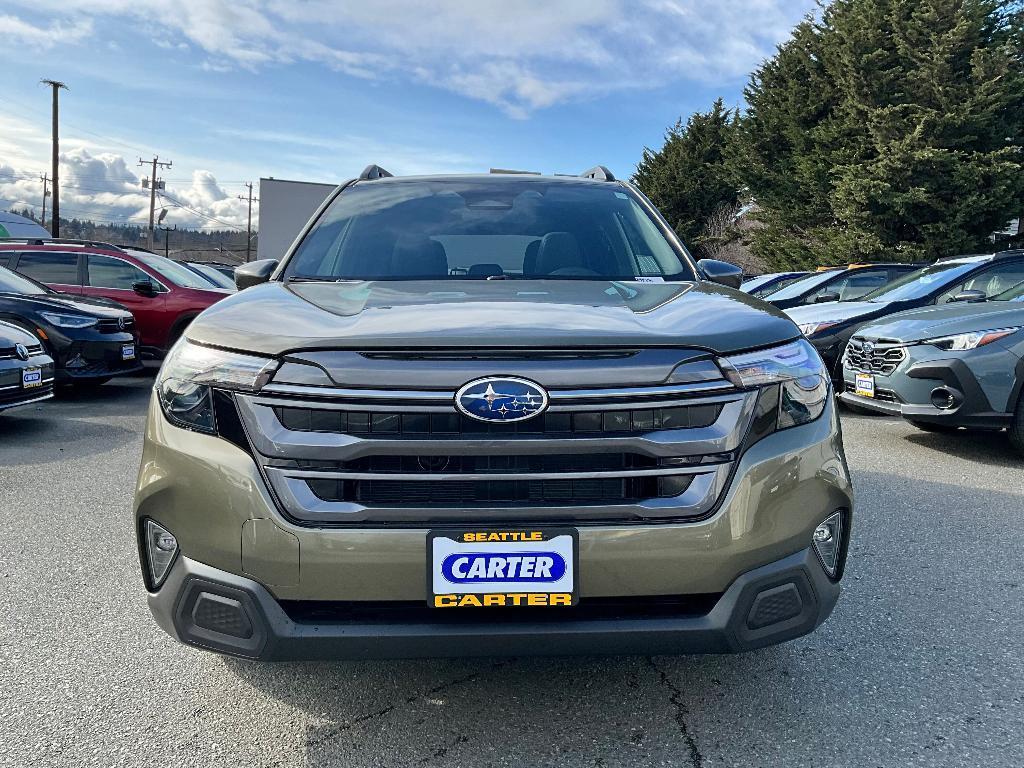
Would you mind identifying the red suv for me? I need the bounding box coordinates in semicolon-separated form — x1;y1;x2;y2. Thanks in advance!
0;240;232;358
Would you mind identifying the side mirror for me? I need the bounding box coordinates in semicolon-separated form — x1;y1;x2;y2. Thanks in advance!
235;259;279;290
132;279;158;297
697;258;744;289
814;292;840;304
949;289;987;303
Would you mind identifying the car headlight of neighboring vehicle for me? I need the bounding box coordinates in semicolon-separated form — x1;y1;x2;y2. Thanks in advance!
923;327;1021;351
38;311;97;329
797;320;840;337
156;339;277;433
719;339;830;429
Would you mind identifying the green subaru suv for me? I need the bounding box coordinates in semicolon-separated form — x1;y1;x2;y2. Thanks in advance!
134;167;852;660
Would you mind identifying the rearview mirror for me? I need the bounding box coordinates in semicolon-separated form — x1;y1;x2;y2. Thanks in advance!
131;279;158;297
697;258;744;289
949;289;987;304
814;292;840;304
235;259;279;290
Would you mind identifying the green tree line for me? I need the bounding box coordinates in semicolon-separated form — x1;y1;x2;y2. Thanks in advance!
635;0;1024;271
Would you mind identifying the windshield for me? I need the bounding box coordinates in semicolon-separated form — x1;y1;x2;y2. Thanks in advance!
187;262;235;289
133;252;221;289
0;265;49;295
765;270;841;301
284;178;696;281
740;274;782;292
860;261;984;302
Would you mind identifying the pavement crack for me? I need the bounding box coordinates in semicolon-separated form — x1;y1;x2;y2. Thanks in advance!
646;657;704;768
262;660;511;768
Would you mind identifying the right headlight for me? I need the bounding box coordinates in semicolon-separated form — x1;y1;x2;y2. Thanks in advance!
718;339;829;429
156;338;277;433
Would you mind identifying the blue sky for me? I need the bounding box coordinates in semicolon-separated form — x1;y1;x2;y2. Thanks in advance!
0;1;815;230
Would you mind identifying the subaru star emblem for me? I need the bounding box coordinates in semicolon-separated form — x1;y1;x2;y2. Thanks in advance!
14;343;29;361
455;377;549;423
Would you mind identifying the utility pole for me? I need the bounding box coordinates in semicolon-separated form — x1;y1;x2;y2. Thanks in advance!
40;80;67;237
158;225;175;258
237;182;258;262
40;174;50;230
138;156;172;249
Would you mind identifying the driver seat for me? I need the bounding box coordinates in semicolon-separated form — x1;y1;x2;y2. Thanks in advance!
534;232;584;275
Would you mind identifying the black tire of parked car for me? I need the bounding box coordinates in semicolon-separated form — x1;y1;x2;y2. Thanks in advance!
1009;394;1024;454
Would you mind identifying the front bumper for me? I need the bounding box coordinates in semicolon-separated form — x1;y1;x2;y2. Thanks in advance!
53;333;143;382
0;357;55;412
841;355;1017;429
149;546;841;660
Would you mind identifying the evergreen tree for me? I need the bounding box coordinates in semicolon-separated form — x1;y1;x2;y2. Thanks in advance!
633;98;741;250
737;0;1024;269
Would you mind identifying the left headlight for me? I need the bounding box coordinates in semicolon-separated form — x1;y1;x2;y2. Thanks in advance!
719;339;830;429
923;327;1021;351
38;311;97;329
156;339;277;433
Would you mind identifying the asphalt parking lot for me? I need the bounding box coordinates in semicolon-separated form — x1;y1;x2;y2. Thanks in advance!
1;372;1022;768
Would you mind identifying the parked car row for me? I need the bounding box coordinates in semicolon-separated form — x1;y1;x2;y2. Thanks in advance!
747;249;1024;450
0;238;236;414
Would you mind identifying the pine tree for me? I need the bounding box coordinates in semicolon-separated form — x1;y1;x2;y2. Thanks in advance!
633;98;741;250
736;0;1024;269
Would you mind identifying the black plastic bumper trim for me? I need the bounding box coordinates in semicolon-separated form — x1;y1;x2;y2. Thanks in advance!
148;547;841;660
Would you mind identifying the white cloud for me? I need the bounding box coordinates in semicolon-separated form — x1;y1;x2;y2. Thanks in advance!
0;144;251;231
3;0;815;116
0;14;92;48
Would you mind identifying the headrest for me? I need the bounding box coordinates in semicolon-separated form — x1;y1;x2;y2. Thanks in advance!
468;263;503;277
523;239;541;274
534;232;583;275
391;235;448;277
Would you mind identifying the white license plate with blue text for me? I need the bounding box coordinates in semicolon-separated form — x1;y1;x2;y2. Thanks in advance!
122;344;135;360
428;529;577;608
22;368;42;388
855;373;875;398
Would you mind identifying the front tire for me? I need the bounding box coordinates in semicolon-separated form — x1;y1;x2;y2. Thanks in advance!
1009;393;1024;454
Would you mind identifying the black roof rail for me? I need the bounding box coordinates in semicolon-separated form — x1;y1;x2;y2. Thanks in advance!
489;168;541;175
579;165;616;182
358;164;394;181
0;237;127;252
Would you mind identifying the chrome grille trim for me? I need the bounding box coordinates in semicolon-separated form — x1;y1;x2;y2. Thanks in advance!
845;338;907;376
258;379;736;404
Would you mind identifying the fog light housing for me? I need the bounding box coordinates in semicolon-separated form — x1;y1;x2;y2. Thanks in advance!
144;519;178;589
812;512;842;577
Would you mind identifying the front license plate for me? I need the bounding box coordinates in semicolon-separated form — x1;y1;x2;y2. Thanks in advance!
122;344;135;360
22;367;42;388
855;373;875;398
428;528;578;608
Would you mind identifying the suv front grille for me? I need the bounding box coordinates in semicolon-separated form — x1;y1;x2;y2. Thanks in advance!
233;353;759;527
0;343;44;360
846;338;907;375
272;403;723;437
307;475;684;506
96;317;134;333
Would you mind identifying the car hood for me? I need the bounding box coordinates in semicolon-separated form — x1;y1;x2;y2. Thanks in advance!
0;292;131;318
784;300;884;325
853;301;1024;343
186;280;800;356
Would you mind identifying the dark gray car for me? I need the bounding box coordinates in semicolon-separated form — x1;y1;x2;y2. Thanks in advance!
839;280;1024;450
0;321;55;413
